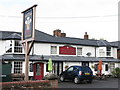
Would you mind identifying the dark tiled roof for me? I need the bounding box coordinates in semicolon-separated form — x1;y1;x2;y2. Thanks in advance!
0;30;118;47
34;30;117;47
1;54;120;62
35;30;98;46
5;33;21;40
110;41;120;49
0;31;21;40
97;40;113;47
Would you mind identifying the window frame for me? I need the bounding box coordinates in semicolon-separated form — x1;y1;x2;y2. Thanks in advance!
51;46;57;54
14;40;23;53
14;61;23;74
99;49;105;57
105;64;108;71
5;40;23;54
106;47;111;56
77;47;82;56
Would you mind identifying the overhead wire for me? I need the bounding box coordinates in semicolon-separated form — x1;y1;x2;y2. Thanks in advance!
0;14;118;19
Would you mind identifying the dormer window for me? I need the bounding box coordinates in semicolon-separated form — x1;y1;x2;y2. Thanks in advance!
5;40;12;53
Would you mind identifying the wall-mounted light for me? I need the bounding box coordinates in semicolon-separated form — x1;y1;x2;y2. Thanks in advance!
41;55;44;60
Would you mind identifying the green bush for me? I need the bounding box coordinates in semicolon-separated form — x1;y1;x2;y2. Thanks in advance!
112;67;120;78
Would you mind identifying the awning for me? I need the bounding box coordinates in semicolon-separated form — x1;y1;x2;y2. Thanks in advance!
1;54;120;62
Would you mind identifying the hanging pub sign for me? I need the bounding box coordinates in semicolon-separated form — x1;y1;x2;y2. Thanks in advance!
22;5;37;41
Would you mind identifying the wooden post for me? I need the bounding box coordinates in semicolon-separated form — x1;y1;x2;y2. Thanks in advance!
21;5;37;81
24;42;29;81
23;41;34;81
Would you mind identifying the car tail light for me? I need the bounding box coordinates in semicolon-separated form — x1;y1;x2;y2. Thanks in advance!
79;71;82;75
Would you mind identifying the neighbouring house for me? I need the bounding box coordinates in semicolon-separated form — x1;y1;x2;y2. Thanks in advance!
0;30;120;80
110;41;120;59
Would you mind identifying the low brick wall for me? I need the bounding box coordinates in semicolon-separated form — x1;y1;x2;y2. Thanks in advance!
0;80;58;89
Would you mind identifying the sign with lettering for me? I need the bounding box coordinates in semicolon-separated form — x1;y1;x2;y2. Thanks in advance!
59;46;76;55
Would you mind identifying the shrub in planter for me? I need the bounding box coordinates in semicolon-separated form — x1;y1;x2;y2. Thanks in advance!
112;67;120;78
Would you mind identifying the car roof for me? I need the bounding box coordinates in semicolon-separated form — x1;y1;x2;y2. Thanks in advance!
70;65;89;68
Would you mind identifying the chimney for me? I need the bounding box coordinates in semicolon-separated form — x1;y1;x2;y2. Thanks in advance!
84;32;89;40
61;33;66;37
53;29;66;37
53;29;61;37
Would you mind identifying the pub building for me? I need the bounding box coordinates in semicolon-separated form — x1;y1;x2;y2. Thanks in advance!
0;29;120;80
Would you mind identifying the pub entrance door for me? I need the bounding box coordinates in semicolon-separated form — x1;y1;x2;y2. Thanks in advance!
34;63;44;80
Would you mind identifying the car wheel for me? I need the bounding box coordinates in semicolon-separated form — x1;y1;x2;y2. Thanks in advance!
60;75;65;82
74;76;80;84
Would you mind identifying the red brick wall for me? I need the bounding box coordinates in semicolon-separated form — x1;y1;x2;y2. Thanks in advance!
1;80;58;89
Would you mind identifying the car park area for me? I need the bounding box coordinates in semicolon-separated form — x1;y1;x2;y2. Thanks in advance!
58;78;119;88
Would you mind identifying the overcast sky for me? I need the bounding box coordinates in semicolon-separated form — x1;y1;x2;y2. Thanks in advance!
0;0;119;41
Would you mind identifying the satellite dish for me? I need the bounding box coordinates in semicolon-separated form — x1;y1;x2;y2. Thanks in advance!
86;52;91;57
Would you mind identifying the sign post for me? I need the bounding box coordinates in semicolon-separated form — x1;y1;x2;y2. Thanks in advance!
21;5;37;81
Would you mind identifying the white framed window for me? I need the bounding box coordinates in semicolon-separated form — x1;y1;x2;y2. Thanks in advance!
106;47;111;56
14;40;23;53
77;47;82;56
5;40;12;53
99;49;105;57
5;40;23;54
14;61;22;74
51;46;57;54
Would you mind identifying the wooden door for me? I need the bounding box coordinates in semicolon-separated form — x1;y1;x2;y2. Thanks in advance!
34;63;44;80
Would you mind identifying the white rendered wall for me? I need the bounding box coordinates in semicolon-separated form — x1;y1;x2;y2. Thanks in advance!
63;62;82;71
34;43;50;55
112;48;117;59
82;46;95;57
11;61;14;73
62;62;112;75
0;40;5;55
33;42;117;59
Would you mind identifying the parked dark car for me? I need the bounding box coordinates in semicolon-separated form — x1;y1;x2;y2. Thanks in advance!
60;66;93;84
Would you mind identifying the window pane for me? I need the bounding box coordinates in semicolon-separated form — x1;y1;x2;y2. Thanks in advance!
36;64;41;76
94;64;98;71
14;61;22;74
99;49;105;57
5;40;12;53
51;46;57;54
107;52;111;56
106;47;111;56
107;47;111;51
30;63;33;72
14;41;23;53
77;47;82;55
46;64;49;72
105;64;108;71
67;67;73;72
